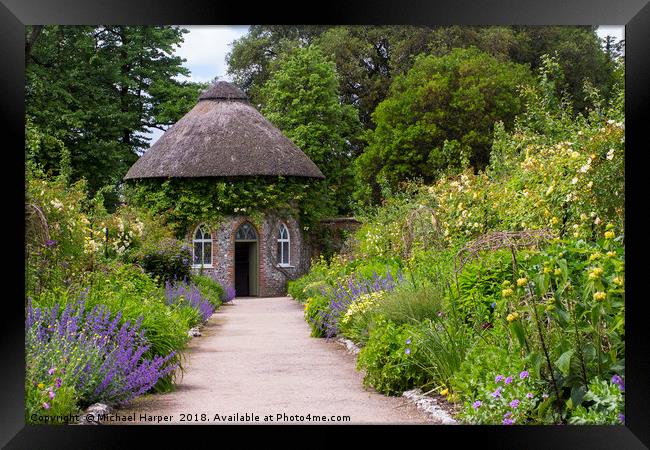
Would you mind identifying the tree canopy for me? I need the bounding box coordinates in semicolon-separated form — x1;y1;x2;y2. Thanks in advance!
25;25;206;205
354;48;533;203
258;45;362;215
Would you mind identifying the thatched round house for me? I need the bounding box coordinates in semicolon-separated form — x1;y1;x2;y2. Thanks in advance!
124;80;324;297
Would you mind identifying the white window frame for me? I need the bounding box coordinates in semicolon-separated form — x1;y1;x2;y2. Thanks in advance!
277;223;291;267
192;224;213;269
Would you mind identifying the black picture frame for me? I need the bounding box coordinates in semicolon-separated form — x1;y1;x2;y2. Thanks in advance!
2;0;649;448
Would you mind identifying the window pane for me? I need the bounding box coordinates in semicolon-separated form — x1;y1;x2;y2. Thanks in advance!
277;241;282;262
195;227;203;239
282;242;289;264
203;242;212;265
193;242;202;264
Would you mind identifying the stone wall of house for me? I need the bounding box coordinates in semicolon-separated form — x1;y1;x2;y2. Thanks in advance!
186;214;310;297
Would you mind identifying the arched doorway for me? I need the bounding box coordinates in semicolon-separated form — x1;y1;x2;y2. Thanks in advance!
234;222;259;297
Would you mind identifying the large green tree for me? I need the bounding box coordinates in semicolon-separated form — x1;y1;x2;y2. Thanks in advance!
354;47;533;203
25;25;205;203
258;45;362;215
227;26;616;128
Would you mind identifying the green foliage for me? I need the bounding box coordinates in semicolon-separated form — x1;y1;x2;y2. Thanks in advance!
303;294;330;338
356;318;428;395
457;367;542;425
25;379;78;424
568;378;624;425
192;275;225;309
25;25;206;204
259;45;363;215
355;47;532;203
125;176;323;238
371;283;445;326
135;238;192;285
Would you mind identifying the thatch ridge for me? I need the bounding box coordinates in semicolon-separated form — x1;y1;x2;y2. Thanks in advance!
124;81;325;180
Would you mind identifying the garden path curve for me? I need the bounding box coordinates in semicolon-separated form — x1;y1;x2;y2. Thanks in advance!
114;296;435;424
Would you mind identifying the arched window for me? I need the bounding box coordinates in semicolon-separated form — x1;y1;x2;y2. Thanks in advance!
277;223;290;266
235;222;257;241
192;225;212;267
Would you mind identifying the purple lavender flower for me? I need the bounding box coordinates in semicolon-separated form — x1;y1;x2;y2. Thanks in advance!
55;378;62;389
505;376;513;385
472;400;482;410
519;370;529;379
502;417;515;425
491;387;503;398
45;239;57;248
495;374;504;383
509;399;520;409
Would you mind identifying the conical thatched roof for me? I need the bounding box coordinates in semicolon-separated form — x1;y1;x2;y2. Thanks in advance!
124;81;324;180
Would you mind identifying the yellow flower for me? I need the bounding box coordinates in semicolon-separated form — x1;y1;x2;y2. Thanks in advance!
589;267;604;280
37;383;45;390
604;231;615;240
440;388;449;396
593;291;607;301
502;288;514;298
506;312;520;322
554;268;562;276
543;267;552;274
613;277;624;286
589;253;601;261
516;278;528;287
607;251;616;258
551;217;559;225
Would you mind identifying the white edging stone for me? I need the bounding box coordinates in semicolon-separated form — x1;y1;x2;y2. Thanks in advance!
335;337;360;355
402;389;458;424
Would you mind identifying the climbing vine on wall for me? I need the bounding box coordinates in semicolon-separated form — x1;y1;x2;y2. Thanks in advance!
125;177;330;238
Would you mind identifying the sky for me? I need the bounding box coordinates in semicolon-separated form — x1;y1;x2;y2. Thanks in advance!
145;25;624;145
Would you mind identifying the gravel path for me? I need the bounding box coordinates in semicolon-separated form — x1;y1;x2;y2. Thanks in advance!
113;297;436;424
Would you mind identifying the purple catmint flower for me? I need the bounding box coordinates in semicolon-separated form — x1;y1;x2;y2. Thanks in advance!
491;387;502;398
495;374;504;383
502;418;514;425
509;399;520;409
45;239;57;248
519;370;529;379
505;376;513;385
611;374;625;392
526;393;534;399
472;400;482;410
55;378;62;389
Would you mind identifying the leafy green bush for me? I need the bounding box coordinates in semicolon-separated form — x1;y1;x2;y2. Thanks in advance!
303;295;331;338
356;318;428;395
192;274;225;308
568;377;625;425
135;238;192;285
372;282;445;326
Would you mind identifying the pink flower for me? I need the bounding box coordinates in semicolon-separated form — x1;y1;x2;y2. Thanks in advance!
42;402;50;410
49;391;56;400
48;367;56;376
